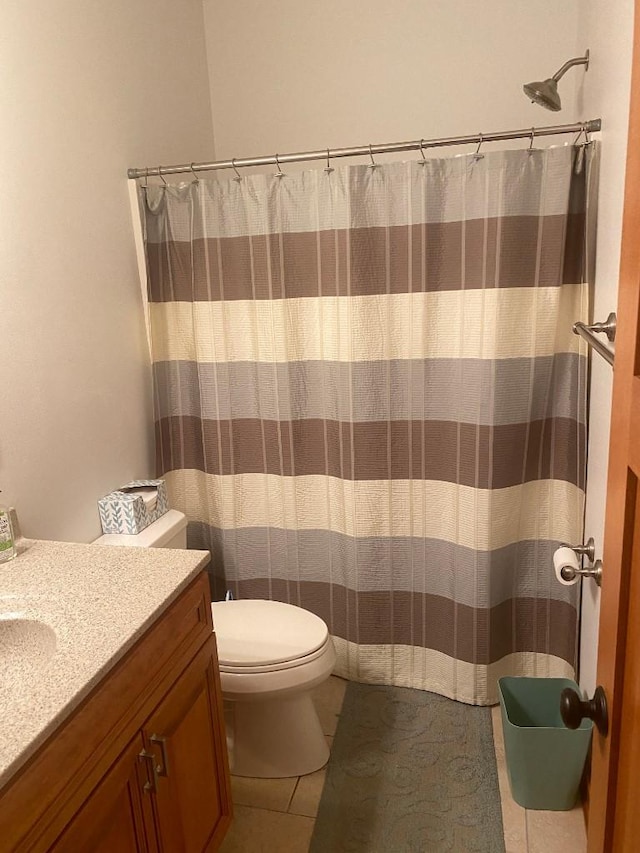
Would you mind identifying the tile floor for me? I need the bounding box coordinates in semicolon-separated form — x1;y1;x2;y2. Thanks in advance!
219;677;587;852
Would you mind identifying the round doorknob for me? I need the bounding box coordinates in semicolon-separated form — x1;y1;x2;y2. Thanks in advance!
560;685;608;736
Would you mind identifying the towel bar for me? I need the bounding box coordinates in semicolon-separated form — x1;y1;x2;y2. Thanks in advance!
572;312;616;366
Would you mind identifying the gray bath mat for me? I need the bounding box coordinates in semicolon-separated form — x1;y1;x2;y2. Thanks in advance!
310;683;505;853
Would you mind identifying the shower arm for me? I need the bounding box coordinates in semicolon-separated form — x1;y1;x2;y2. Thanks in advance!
552;51;590;82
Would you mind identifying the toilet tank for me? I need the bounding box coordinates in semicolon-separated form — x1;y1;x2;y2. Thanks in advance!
93;509;188;549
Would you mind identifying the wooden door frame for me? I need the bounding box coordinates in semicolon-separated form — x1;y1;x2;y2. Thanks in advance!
587;1;640;849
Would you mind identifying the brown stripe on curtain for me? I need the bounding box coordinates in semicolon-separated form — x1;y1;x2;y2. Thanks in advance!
232;580;576;666
146;214;585;302
155;415;585;488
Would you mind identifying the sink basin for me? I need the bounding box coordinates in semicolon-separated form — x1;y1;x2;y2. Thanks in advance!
0;615;57;675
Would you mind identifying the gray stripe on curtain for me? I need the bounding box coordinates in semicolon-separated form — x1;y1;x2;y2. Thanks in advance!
188;522;577;609
152;355;587;425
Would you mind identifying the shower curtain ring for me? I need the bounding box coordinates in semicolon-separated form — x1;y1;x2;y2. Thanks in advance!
189;163;200;183
528;127;536;153
275;153;285;178
158;166;168;186
231;158;242;181
368;144;378;169
142;167;149;189
473;133;484;160
573;124;586;146
324;147;334;174
418;139;427;164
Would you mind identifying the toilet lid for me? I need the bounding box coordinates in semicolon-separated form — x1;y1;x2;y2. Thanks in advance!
211;600;329;667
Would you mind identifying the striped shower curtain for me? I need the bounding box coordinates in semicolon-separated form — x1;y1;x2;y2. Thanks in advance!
140;143;594;705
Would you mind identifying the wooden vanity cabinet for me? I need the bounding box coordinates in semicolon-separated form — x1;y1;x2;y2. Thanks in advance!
50;734;155;853
141;642;227;852
0;571;232;852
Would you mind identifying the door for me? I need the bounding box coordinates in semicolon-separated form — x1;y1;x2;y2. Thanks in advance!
51;734;157;853
142;636;233;852
587;2;640;850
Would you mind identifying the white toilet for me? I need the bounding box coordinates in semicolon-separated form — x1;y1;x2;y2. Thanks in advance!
94;509;336;779
211;598;336;778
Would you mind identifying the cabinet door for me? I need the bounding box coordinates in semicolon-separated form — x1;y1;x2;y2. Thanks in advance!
51;733;157;853
143;636;232;852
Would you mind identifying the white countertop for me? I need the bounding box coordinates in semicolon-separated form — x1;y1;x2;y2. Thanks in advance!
0;537;210;788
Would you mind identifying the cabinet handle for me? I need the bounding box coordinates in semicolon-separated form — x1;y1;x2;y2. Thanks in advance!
150;734;170;777
138;748;159;794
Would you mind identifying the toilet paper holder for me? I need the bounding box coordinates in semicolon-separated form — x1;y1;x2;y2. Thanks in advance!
563;537;603;586
570;537;595;563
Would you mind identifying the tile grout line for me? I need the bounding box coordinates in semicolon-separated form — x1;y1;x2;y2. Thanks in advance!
234;801;316;820
287;775;301;812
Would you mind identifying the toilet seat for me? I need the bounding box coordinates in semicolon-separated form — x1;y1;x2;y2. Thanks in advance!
216;634;336;701
218;637;333;674
211;599;329;670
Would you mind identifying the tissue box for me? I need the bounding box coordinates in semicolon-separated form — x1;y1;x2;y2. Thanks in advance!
98;479;169;535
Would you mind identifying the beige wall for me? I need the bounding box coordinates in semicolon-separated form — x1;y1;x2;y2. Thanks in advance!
203;0;583;161
0;1;214;542
577;0;634;695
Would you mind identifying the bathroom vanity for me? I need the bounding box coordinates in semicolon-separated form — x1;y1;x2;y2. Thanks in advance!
0;539;232;851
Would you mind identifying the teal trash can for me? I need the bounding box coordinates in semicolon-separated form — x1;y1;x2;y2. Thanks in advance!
498;676;592;810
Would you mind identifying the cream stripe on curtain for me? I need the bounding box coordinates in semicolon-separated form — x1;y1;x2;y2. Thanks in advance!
139;143;596;705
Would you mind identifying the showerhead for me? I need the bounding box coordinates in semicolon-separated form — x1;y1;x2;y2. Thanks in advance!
523;50;589;112
523;78;561;112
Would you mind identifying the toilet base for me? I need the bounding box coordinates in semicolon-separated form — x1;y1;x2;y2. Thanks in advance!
226;691;329;778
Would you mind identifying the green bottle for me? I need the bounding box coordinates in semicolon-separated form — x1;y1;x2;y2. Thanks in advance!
0;495;16;563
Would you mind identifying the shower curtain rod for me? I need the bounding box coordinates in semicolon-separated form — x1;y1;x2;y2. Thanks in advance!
127;118;601;180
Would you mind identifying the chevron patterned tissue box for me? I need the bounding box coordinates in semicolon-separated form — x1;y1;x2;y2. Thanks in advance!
98;479;169;535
